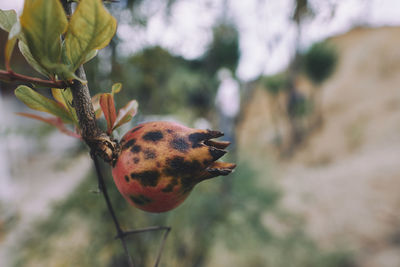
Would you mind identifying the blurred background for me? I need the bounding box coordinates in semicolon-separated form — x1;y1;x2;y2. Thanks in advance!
1;0;400;266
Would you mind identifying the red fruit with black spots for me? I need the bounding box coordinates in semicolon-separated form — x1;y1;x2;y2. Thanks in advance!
112;121;236;213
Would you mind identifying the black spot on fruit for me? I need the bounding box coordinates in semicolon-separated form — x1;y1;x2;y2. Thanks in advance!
125;175;130;182
166;129;173;134
181;176;194;192
164;156;201;177
130;126;143;134
188;132;206;148
131;145;141;153
143;131;163;142
129;194;152;205
143;148;157;159
122;139;136;150
161;184;174;193
130;170;160;187
170;137;189;152
161;178;179;192
133;157;140;164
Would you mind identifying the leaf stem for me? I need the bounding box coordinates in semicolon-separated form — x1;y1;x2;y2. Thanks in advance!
0;69;67;88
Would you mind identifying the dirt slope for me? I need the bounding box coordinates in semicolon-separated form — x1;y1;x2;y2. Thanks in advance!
237;26;400;267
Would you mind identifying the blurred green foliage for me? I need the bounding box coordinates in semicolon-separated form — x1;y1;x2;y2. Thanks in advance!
116;46;216;116
84;22;239;120
303;41;338;84
202;22;240;75
262;73;289;95
288;93;313;118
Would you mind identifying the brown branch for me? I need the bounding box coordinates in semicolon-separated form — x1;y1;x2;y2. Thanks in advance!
69;66;120;163
61;1;119;164
61;2;169;267
0;69;67;88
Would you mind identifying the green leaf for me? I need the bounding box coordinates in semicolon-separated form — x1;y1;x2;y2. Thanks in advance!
111;83;122;96
83;49;98;64
51;88;79;126
64;0;117;71
15;85;72;123
0;9;17;32
113;100;138;130
52;63;86;83
2;11;19;70
5;36;17;69
99;93;117;135
51;88;68;108
20;0;68;77
8;19;28;45
18;41;50;77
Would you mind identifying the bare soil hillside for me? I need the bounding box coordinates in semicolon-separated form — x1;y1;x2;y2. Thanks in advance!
237;26;400;267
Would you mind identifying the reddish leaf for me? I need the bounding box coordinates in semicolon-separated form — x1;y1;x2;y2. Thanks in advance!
99;93;116;135
16;112;81;139
113;99;138;130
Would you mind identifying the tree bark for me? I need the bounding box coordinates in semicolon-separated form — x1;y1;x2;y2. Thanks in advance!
62;1;120;164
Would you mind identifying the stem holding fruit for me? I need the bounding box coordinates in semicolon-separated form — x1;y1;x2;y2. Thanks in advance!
60;3;170;267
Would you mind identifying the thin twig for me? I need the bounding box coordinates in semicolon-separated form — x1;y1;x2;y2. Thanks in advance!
118;226;171;238
92;153;135;267
0;69;66;88
92;153;171;267
154;227;171;267
119;226;171;267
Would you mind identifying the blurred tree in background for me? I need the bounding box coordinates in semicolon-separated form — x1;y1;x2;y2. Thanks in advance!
262;73;289;96
258;0;338;155
304;41;338;85
202;22;240;76
260;39;338;156
85;11;240;121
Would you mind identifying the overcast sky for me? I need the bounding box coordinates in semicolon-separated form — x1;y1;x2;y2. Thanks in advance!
1;0;400;81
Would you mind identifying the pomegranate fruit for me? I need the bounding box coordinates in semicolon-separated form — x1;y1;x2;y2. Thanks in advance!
112;121;236;213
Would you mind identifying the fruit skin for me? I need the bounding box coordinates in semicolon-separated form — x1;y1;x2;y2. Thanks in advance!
112;121;236;213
